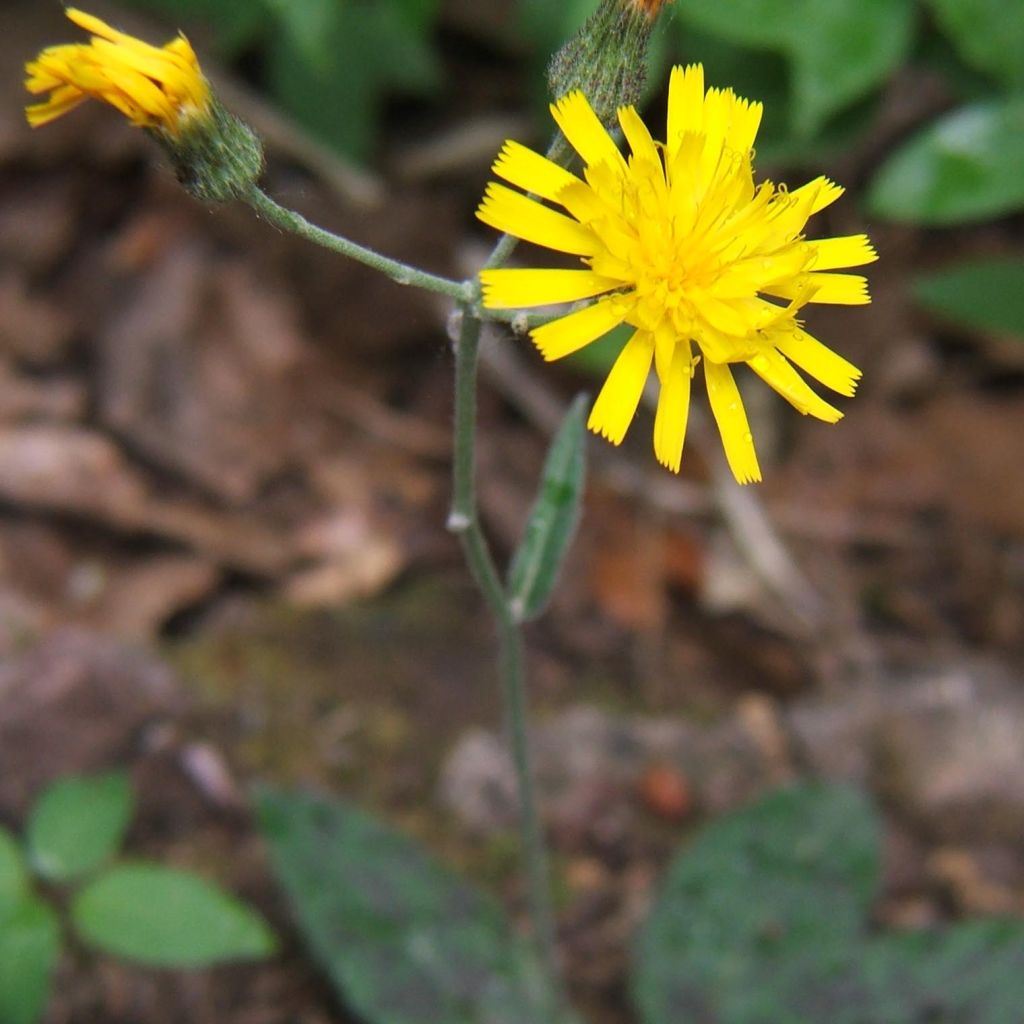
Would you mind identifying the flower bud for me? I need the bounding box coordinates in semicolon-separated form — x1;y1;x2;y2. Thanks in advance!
546;0;672;126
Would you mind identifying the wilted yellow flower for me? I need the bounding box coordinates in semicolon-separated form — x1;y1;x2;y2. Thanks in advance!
478;65;875;484
24;7;210;135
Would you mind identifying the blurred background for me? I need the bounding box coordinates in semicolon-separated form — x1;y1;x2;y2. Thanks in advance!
3;0;1024;1021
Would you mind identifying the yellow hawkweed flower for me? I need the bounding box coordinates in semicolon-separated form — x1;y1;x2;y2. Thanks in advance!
24;7;210;135
25;9;263;203
477;65;876;484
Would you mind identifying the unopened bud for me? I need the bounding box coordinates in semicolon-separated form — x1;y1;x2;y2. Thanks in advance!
547;0;672;125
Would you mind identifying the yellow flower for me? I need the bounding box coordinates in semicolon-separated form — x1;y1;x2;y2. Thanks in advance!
477;65;876;484
24;7;210;136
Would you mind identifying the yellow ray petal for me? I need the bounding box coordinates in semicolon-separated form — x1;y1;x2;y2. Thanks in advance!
773;327;861;397
588;330;654;444
809;177;844;215
667;64;704;151
25;87;87;126
530;296;631;361
476;183;597;256
747;349;843;422
550;91;626;173
653;342;694;472
479;268;619;309
807;234;878;271
491;140;581;203
704;360;761;484
765;272;870;306
619;105;660;170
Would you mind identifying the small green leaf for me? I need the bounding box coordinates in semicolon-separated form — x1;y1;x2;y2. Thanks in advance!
507;394;588;622
674;0;913;136
27;772;133;882
914;257;1024;339
256;787;552;1024
0;828;28;911
926;0;1024;88
71;863;276;967
633;784;879;1024
868;98;1024;224
0;896;61;1024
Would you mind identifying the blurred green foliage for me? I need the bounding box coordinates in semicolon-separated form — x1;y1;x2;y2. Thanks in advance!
633;784;1024;1024
0;773;276;1024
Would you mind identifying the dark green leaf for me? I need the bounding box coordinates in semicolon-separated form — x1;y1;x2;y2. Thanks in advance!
507;395;588;622
674;0;913;136
123;0;271;56
0;896;60;1024
266;0;441;160
914;257;1024;339
256;787;551;1024
71;863;276;967
868;98;1024;224
926;0;1024;88
633;783;879;1024
26;772;133;882
0;827;28;911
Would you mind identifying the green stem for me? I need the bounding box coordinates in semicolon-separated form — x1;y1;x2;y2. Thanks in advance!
243;185;472;303
447;305;565;1020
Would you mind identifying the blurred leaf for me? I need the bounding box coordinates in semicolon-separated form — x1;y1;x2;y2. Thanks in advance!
0;896;60;1024
633;784;879;1024
517;0;601;60
26;772;132;882
72;863;276;967
673;0;913;136
507;394;588;622
914;257;1024;339
122;0;271;55
926;0;1024;88
868;97;1024;224
266;0;441;160
257;787;552;1024
0;828;28;910
862;921;1024;1021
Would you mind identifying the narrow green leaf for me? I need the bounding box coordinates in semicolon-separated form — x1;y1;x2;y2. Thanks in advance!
256;787;552;1024
868;98;1024;224
0;896;61;1024
27;772;133;882
633;784;879;1024
0;828;28;911
72;863;276;967
674;0;913;136
926;0;1024;88
507;394;588;622
914;257;1024;339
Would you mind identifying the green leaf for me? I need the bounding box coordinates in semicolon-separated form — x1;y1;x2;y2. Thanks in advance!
0;828;28;911
926;0;1024;88
507;394;588;622
265;0;441;160
674;0;913;136
0;896;61;1024
862;921;1024;1022
868;97;1024;224
914;257;1024;339
123;0;271;56
71;863;277;967
633;784;879;1024
256;787;552;1024
26;772;133;882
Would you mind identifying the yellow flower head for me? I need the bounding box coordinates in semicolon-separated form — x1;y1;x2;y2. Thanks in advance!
477;65;876;484
24;7;210;136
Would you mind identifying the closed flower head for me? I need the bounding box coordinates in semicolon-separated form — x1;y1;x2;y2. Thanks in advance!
25;8;262;203
477;65;876;484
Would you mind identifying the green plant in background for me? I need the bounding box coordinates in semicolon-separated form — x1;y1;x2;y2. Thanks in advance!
21;1;1024;1023
0;772;276;1024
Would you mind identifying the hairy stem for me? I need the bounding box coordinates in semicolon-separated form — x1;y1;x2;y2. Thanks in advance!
447;305;565;1019
243;185;472;302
